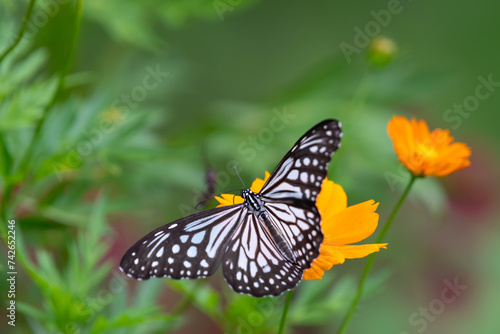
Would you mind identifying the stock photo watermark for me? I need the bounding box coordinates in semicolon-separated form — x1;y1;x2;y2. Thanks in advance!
7;0;70;46
63;270;128;334
231;297;280;334
178;106;295;216
340;0;406;63
400;277;467;334
51;65;169;181
443;73;499;130
5;219;17;327
213;0;244;21
237;107;296;162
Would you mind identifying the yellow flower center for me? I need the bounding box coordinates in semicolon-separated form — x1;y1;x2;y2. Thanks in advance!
415;142;438;160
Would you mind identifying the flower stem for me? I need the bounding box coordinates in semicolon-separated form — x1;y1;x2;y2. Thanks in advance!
0;0;37;64
278;290;294;334
336;174;416;334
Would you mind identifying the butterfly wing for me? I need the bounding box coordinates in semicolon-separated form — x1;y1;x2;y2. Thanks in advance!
120;205;244;280
259;119;342;269
120;119;342;298
222;213;304;297
262;202;322;268
222;120;343;297
260;119;342;202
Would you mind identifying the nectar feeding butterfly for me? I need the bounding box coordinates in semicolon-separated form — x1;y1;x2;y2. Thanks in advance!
120;120;342;297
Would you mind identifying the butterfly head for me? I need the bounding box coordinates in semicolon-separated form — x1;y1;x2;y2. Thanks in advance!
240;189;252;200
240;189;265;214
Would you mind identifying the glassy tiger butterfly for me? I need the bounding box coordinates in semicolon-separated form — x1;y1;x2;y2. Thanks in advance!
120;120;342;297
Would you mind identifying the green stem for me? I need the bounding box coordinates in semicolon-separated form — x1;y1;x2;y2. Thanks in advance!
0;0;37;64
336;174;417;334
278;290;293;334
350;72;374;115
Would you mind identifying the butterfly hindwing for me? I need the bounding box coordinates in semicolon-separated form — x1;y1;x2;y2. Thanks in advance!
263;202;323;269
222;214;304;297
120;205;244;280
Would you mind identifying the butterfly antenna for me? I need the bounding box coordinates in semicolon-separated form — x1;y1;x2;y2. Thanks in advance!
233;166;246;189
195;197;214;210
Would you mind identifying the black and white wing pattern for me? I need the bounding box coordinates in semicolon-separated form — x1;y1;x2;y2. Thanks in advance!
262;120;342;268
222;213;304;296
120;205;244;280
120;119;342;298
221;120;342;296
260;119;342;203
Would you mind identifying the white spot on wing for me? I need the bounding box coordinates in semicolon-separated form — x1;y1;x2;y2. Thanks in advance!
250;261;257;277
191;231;205;244
187;246;197;257
300;172;308;183
156;247;164;257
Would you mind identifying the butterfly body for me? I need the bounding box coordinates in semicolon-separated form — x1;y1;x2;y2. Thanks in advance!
241;189;296;263
120;119;342;297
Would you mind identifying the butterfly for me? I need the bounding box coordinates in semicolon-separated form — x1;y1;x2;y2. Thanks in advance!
120;119;342;297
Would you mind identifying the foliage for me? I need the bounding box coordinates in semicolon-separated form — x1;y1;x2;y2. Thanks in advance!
1;1;498;334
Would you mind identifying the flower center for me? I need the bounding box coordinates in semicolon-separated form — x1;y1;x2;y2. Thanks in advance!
407;142;438;169
415;142;438;160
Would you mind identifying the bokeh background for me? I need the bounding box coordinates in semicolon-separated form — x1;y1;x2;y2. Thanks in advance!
1;0;499;333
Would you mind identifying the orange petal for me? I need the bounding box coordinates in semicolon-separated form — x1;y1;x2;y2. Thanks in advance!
317;178;347;220
303;263;326;280
302;246;345;280
250;171;270;193
388;115;471;177
215;194;243;207
333;243;387;259
323;200;379;245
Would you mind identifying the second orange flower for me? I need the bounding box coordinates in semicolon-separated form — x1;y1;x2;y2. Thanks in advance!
387;116;471;177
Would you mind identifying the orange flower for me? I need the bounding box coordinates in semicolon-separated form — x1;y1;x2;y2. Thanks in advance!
215;173;387;281
387;116;471;177
303;179;386;280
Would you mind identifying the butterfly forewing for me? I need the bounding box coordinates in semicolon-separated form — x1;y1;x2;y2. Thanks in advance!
255;119;342;273
260;119;342;203
222;214;304;297
120;205;244;280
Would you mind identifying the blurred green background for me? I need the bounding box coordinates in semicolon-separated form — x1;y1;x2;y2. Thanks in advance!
1;0;499;333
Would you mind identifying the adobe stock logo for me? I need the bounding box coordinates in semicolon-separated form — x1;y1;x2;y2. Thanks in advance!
340;0;404;63
6;0;70;46
443;74;499;130
213;0;243;21
51;65;169;181
400;277;467;334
